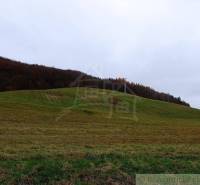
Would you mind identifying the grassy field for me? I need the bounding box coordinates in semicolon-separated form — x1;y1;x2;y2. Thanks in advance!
0;87;200;184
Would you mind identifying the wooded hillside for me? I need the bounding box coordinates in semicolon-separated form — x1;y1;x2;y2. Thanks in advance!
0;56;189;106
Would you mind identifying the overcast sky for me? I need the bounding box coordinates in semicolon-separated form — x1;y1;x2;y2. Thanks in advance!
0;0;200;108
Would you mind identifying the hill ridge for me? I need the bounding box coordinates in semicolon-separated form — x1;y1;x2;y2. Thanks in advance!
0;56;189;107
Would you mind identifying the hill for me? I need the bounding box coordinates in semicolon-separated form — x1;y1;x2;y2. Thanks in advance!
0;56;189;106
0;87;200;184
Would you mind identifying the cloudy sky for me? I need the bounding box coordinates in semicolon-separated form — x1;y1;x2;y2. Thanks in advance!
0;0;200;108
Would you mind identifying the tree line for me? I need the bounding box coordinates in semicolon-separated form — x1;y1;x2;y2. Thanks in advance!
0;56;190;107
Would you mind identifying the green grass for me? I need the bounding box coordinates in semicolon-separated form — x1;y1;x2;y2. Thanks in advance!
0;87;200;184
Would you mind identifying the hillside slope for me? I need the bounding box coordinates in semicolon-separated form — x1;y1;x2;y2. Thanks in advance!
0;87;199;149
0;87;200;184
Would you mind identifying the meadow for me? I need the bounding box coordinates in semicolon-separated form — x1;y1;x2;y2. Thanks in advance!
0;88;200;184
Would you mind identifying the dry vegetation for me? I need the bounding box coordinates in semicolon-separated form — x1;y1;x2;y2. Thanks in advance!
0;88;200;184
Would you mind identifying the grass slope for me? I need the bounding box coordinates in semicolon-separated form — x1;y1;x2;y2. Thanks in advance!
0;88;200;184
